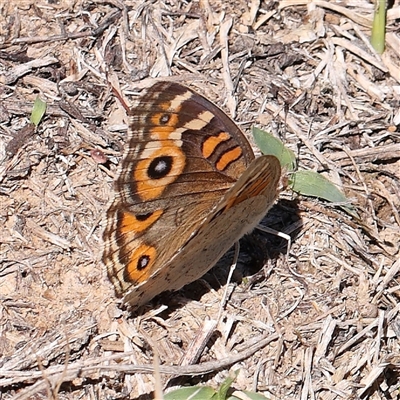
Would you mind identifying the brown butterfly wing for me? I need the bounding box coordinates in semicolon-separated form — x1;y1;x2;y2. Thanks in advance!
102;81;256;298
123;155;281;308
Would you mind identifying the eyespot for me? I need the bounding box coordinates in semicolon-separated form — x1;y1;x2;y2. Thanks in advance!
124;244;156;283
148;156;173;179
160;114;170;124
135;146;185;201
137;255;150;270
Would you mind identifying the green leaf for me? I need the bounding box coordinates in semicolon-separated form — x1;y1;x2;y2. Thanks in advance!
371;0;386;54
30;97;47;127
252;127;297;172
289;170;358;217
164;386;216;400
252;126;358;217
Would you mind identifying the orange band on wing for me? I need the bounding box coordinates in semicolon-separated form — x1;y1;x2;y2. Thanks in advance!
120;210;163;235
225;176;271;209
202;132;231;158
216;147;242;171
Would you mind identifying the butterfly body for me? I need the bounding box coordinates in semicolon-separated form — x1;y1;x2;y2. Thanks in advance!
102;81;281;308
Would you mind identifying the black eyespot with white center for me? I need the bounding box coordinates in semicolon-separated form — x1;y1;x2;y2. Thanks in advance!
137;255;150;270
160;114;170;124
148;156;173;179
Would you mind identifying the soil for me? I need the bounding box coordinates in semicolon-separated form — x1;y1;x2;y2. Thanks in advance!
1;1;400;399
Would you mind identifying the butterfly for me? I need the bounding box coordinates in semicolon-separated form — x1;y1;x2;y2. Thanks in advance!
102;81;281;309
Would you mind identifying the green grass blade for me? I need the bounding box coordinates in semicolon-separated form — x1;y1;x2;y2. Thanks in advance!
164;386;216;400
370;0;386;54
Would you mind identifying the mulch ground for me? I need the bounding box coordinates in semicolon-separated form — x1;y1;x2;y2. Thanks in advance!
1;1;400;399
